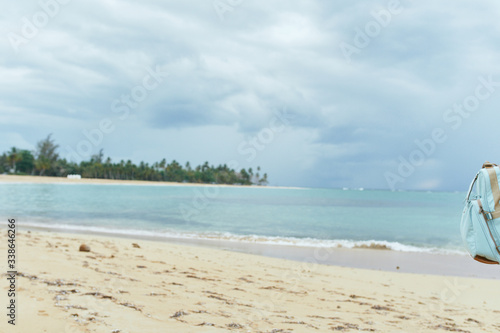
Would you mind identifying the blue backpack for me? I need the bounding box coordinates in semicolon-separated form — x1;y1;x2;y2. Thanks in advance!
461;162;500;264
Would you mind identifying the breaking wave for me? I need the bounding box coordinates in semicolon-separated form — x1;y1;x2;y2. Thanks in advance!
20;221;467;256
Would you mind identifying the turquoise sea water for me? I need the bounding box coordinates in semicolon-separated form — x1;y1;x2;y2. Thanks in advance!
0;183;466;254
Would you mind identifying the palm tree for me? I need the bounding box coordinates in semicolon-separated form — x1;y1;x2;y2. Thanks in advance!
1;134;271;185
260;173;268;185
35;134;59;176
7;147;22;173
35;157;52;176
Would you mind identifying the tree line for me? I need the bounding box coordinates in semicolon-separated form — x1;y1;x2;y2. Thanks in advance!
0;135;269;186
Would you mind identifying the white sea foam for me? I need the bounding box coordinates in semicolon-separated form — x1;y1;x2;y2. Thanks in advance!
21;222;467;256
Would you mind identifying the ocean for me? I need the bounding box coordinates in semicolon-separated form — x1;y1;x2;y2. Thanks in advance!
0;182;466;256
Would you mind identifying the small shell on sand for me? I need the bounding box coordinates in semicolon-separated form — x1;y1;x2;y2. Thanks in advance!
79;244;91;252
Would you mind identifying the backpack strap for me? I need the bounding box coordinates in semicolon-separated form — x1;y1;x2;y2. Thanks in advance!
479;199;500;258
483;162;500;220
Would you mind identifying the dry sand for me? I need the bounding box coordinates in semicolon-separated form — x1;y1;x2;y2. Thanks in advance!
1;230;500;333
0;174;299;189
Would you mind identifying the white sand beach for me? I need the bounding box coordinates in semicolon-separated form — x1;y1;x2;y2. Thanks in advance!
1;229;499;332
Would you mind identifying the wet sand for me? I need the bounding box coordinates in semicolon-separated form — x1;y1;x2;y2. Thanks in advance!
24;223;500;279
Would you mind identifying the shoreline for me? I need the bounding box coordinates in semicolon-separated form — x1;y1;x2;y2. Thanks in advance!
1;228;500;332
16;224;500;280
0;174;303;190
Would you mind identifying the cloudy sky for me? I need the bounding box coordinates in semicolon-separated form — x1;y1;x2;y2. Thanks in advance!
1;0;500;190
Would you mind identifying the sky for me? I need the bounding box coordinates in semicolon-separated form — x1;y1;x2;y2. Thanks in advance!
1;0;500;191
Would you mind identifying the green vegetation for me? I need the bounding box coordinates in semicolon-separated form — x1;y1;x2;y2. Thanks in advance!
0;135;269;186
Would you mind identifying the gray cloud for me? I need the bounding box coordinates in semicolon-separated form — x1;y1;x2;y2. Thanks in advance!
2;0;500;190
